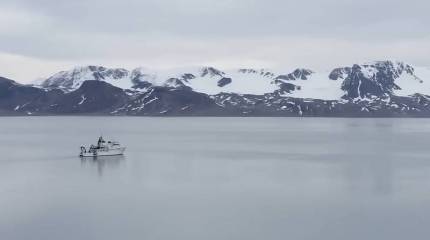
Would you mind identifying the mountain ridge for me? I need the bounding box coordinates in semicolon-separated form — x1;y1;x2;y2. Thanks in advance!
2;60;430;117
37;60;428;98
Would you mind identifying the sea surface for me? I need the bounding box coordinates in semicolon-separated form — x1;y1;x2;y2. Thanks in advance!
1;117;430;240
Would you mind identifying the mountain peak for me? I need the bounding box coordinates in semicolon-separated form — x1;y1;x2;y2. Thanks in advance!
238;68;275;78
200;67;225;78
41;65;130;91
275;68;314;81
340;60;419;99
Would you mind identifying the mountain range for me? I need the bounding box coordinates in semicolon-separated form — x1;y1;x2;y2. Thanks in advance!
2;60;430;116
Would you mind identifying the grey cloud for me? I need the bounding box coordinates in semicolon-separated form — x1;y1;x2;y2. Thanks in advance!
0;0;429;82
2;0;429;38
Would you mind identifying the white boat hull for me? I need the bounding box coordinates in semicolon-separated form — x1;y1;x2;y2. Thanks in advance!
80;147;126;157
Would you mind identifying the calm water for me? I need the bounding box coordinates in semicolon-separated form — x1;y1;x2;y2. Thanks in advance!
1;117;430;240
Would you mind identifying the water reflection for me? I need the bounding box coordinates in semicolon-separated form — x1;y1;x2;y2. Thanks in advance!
80;155;125;176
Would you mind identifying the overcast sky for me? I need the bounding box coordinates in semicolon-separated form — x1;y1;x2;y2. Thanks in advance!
0;0;429;82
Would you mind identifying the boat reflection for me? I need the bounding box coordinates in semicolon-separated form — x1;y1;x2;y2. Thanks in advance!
80;155;125;176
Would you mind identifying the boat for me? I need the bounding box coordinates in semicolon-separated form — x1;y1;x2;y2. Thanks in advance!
80;136;126;157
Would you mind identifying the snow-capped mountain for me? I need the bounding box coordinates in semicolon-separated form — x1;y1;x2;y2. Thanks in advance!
41;66;130;90
39;61;429;101
339;61;422;99
39;65;343;99
1;60;430;117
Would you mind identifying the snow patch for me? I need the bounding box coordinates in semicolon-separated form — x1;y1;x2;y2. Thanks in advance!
78;95;86;105
279;72;344;100
393;67;430;96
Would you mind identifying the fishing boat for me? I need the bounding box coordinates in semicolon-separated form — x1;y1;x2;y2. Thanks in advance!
80;136;126;157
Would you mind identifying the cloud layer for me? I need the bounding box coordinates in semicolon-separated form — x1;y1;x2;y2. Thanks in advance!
1;0;429;82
